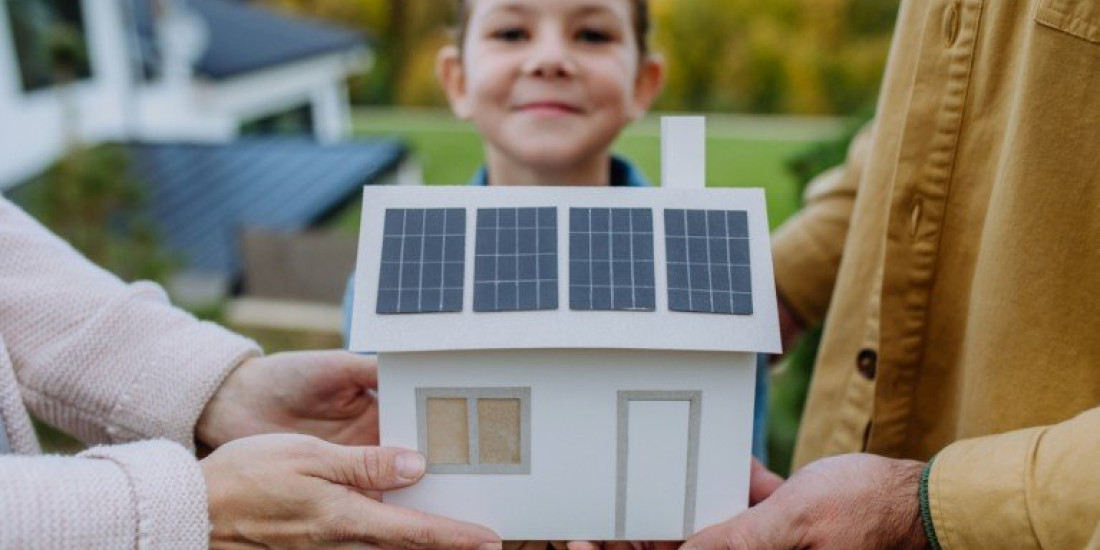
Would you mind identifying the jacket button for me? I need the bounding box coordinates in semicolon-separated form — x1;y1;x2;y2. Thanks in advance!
944;2;961;46
857;349;878;380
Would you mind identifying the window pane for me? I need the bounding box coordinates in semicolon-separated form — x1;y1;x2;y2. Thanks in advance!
7;0;93;92
426;398;469;464
477;398;521;464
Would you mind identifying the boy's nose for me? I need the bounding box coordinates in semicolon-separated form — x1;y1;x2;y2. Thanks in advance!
521;37;577;79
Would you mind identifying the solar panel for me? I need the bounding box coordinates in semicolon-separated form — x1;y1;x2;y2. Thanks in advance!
377;208;466;314
473;207;559;312
665;209;752;315
569;208;656;311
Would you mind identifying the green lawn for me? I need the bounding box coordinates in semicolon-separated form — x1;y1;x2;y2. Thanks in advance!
335;108;835;235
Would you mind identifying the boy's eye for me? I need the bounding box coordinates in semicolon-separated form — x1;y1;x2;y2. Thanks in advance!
491;27;529;42
576;28;614;44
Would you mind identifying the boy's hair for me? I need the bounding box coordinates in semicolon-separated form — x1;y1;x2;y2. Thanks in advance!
453;0;651;56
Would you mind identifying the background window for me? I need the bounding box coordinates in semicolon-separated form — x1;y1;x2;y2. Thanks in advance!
239;103;315;137
7;0;93;92
417;388;531;474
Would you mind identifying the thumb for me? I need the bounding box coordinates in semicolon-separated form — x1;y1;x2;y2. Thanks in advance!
681;499;798;550
312;443;427;491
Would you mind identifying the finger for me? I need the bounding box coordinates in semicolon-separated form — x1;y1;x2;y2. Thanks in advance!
282;349;378;389
332;497;501;550
748;459;784;506
647;542;681;550
312;443;427;491
680;501;797;550
606;543;637;550
566;543;602;550
323;350;380;389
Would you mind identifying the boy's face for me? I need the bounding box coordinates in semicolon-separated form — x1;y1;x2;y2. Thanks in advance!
439;0;663;176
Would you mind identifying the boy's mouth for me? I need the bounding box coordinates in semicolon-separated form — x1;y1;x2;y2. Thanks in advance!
514;101;584;116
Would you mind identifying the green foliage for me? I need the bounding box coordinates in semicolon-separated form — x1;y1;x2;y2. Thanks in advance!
21;145;176;283
767;327;821;476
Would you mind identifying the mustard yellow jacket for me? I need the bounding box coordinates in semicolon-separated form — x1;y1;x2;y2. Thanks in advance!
772;1;1100;547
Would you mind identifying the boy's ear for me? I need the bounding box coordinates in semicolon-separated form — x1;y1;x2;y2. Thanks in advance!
437;45;474;120
630;53;666;120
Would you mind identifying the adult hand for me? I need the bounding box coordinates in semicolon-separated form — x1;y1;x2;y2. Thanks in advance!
566;460;784;550
197;350;380;449
565;542;679;550
683;454;929;550
201;433;501;550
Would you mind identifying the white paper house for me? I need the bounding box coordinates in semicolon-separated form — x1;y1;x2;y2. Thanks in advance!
350;119;780;540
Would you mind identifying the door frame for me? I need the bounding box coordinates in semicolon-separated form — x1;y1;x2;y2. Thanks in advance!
614;390;703;538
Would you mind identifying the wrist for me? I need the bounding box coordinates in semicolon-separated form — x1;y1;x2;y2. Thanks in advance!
893;459;934;550
195;357;255;449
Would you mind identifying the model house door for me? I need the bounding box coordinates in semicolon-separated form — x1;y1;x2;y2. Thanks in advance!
615;391;702;539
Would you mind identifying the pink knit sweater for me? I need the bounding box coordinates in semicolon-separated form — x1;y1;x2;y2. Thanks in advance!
0;196;261;548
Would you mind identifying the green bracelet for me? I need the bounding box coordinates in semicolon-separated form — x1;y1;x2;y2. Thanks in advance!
919;458;944;550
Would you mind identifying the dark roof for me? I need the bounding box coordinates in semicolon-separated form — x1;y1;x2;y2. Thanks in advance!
128;139;406;278
133;0;368;80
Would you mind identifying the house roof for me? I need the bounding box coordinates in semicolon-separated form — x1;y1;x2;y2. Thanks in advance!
349;186;782;355
191;0;367;79
134;0;368;81
129;139;406;280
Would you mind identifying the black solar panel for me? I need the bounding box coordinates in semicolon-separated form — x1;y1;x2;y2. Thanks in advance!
569;208;656;311
377;208;466;314
665;209;752;315
473;208;559;312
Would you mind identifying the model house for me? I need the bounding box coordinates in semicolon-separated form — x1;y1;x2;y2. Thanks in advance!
350;120;780;540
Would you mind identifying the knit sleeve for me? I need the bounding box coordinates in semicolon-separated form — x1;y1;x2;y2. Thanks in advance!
0;196;261;449
0;440;210;549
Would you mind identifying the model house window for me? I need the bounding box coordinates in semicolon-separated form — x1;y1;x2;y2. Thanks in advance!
417;387;531;474
7;0;93;92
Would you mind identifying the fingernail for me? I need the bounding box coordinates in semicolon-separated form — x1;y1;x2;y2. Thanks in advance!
478;544;503;550
396;452;426;480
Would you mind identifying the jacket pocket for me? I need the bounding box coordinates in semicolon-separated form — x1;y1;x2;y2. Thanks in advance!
1037;0;1100;43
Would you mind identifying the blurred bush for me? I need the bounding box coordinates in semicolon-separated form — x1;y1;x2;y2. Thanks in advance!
260;0;899;115
17;145;176;283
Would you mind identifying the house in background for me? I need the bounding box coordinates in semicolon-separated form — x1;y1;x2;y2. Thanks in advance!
0;0;414;311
